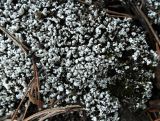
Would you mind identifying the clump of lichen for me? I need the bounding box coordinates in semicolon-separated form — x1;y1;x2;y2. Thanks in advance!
0;0;158;120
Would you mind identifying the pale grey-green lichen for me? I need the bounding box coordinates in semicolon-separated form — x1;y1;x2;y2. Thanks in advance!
0;0;158;120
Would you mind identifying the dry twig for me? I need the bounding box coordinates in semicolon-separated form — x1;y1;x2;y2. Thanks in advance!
23;105;84;121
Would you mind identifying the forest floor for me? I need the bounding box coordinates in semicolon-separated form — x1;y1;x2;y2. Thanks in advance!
0;0;160;121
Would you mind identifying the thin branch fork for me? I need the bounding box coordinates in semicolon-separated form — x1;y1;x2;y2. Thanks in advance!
28;59;43;108
11;61;43;120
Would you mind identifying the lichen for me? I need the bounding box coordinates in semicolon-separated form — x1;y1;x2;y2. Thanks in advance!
0;0;158;120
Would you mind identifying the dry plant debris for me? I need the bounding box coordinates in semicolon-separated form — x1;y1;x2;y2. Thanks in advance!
23;105;84;121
